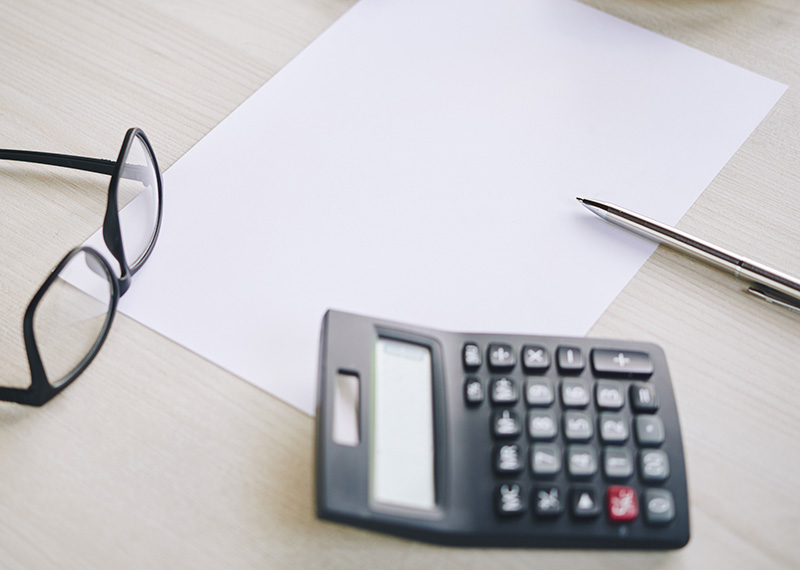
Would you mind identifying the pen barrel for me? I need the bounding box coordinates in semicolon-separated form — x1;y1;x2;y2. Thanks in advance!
593;200;800;310
737;262;800;301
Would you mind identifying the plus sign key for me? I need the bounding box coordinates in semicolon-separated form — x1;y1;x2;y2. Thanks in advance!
488;343;516;370
591;349;653;378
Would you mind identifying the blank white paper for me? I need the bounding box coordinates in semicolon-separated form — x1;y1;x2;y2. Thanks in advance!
83;0;786;414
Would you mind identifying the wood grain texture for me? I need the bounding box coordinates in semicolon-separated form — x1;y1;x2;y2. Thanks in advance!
1;0;798;568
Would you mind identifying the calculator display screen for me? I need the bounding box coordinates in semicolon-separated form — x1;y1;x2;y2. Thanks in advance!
372;338;435;511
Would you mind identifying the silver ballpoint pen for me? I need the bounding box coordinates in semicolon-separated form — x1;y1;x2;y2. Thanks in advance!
577;196;800;313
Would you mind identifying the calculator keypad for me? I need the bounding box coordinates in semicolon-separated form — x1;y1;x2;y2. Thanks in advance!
525;378;554;406
463;378;484;405
607;486;639;522
522;345;550;371
462;340;684;536
591;349;654;377
490;377;519;405
531;444;562;475
488;343;516;370
644;488;676;524
533;486;563;516
561;379;591;407
495;444;523;474
603;447;634;479
492;409;521;438
556;346;585;373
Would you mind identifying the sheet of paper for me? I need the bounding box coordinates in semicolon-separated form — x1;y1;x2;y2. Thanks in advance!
83;0;785;415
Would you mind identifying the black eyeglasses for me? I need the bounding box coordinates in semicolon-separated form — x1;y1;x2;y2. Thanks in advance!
0;128;163;406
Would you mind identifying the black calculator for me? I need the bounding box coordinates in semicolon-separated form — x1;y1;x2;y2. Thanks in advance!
315;310;689;548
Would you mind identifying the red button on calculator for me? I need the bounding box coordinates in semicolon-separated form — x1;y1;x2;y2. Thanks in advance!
607;486;639;522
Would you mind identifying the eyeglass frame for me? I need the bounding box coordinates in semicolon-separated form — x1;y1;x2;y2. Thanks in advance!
0;128;163;406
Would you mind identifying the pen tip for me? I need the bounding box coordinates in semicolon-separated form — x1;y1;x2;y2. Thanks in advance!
575;196;584;202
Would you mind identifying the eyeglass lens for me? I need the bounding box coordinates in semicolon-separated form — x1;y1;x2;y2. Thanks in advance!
32;250;114;387
117;134;159;272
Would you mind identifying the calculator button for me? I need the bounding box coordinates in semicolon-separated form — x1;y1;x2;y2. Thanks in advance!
522;345;550;372
570;487;601;518
528;410;558;440
561;379;590;408
595;381;625;410
531;443;562;476
533;486;564;517
490;377;519;405
606;486;639;522
635;415;665;446
603;447;634;479
494;444;523;474
463;343;482;370
599;413;629;444
564;411;593;442
644;488;676;525
630;383;659;413
492;410;521;439
567;445;598;478
556;346;585;373
463;378;484;406
591;349;653;377
525;378;555;407
640;449;670;481
496;483;526;516
488;343;516;370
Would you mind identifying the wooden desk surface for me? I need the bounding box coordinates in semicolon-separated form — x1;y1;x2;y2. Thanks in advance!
1;1;799;568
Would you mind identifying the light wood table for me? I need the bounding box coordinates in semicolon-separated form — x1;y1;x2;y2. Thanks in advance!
1;1;798;568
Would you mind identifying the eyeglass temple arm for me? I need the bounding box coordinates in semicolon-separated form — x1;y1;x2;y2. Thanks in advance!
0;385;31;405
0;149;116;176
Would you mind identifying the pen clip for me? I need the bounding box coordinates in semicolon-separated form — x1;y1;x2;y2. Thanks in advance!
747;285;800;314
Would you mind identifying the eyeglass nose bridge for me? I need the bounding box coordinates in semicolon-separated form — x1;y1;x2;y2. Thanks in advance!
83;248;132;296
